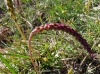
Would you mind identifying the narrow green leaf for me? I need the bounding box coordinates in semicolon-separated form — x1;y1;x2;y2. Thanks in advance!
0;53;30;59
0;55;17;74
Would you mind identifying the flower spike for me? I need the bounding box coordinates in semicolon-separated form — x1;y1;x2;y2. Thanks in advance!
28;23;94;56
28;23;94;72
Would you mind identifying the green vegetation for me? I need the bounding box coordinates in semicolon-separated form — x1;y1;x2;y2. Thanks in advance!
0;0;100;74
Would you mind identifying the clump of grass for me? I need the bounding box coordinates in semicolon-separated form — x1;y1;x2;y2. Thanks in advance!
0;0;100;74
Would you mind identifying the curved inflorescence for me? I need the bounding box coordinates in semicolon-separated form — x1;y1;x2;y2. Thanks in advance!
28;23;94;73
